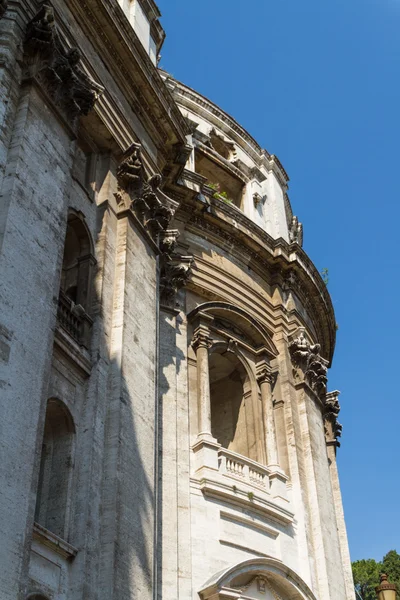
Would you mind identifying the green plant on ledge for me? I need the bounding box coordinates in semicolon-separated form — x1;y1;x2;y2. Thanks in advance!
247;491;254;501
207;182;233;204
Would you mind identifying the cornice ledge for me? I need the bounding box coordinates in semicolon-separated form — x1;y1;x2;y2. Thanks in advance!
181;195;336;362
68;0;188;143
162;71;273;166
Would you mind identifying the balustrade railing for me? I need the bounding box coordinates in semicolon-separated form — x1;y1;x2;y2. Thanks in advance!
218;448;270;491
57;290;92;346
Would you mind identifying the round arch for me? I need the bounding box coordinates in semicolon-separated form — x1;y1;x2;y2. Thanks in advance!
188;301;278;358
199;558;318;600
209;340;257;389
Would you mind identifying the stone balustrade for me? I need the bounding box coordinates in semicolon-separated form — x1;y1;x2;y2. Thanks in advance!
218;448;271;492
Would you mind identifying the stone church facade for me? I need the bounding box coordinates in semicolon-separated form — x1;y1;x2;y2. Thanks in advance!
0;2;354;600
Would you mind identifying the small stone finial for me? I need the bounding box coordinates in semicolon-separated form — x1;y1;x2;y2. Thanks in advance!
376;573;397;600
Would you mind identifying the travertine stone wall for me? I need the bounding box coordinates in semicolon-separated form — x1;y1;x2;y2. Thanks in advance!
0;2;354;600
0;80;75;599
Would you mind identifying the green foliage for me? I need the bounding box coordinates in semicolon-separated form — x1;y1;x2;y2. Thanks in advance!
321;267;329;286
207;182;233;203
352;559;381;600
352;550;400;599
383;550;400;595
247;491;254;501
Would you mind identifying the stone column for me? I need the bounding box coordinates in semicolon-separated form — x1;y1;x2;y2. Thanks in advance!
257;363;279;467
191;316;214;439
190;313;220;473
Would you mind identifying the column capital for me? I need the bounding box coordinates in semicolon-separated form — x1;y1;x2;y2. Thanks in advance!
192;327;213;352
256;362;272;385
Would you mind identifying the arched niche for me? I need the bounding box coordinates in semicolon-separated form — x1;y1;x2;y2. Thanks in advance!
35;398;75;540
60;209;95;309
199;557;318;600
189;302;278;465
209;344;256;460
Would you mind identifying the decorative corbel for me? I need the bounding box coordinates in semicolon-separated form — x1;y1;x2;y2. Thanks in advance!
289;215;303;246
253;192;263;208
115;143;178;242
23;4;103;121
324;390;342;450
289;327;328;400
159;229;193;310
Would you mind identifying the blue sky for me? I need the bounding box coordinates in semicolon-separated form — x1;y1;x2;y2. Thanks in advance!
157;0;400;562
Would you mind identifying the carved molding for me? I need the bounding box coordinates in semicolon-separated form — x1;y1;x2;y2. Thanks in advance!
23;3;103;121
289;327;328;400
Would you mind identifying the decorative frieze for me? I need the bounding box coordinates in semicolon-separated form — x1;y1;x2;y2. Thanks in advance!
289;327;328;400
23;4;103;121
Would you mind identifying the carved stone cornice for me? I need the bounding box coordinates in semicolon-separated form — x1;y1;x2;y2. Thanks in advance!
23;3;103;122
176;192;336;363
324;390;342;449
289;328;328;400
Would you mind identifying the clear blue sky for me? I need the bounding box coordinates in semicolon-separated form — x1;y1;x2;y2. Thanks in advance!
157;0;400;562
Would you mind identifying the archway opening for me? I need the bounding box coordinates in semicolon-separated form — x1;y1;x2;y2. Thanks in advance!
35;399;75;539
209;351;252;459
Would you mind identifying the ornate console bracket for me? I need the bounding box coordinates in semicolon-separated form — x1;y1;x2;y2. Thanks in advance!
159;229;193;310
23;3;103;122
289;329;343;447
289;327;328;400
115;144;194;308
324;390;342;450
288;216;303;246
